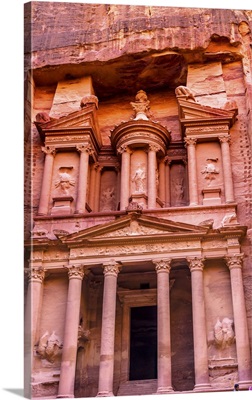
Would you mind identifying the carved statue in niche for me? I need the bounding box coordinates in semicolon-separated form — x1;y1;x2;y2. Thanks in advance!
54;167;75;195
132;164;146;193
100;186;115;211
174;177;184;201
214;318;235;350
36;331;63;363
201;158;220;186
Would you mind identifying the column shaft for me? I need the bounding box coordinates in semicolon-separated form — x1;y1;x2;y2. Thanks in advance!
187;257;210;390
154;259;173;393
76;144;92;213
57;265;84;398
97;262;120;396
148;145;158;209
219;136;235;203
38;146;55;215
226;255;252;386
164;158;171;207
185;138;198;206
158;160;165;204
89;163;97;211
94;165;102;212
119;147;131;210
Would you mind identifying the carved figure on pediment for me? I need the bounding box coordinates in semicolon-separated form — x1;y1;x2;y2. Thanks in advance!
214;318;235;350
80;94;98;109
221;213;237;227
37;331;63;363
100;186;115;211
201;158;220;185
55;167;75;195
132;165;146;193
35;112;51;123
175;86;196;101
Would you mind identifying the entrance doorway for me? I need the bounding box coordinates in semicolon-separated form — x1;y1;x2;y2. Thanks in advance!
129;305;157;381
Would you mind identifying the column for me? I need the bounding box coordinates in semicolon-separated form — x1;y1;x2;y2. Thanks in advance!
94;164;102;212
89;162;98;211
154;259;173;393
57;265;84;398
187;257;211;390
164;157;171;207
219;135;235;203
158;159;166;204
24;266;45;397
97;261;120;397
118;146;131;210
76;144;93;213
38;146;55;215
225;254;252;387
184;138;198;206
148;144;159;209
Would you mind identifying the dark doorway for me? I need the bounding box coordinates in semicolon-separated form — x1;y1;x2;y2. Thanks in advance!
129;305;157;381
170;266;195;391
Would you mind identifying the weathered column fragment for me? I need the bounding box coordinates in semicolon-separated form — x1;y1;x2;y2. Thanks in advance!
187;257;211;390
225;254;252;388
97;261;121;396
38;146;55;215
57;265;84;398
154;259;173;393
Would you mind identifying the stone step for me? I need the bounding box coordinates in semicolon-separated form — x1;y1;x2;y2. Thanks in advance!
117;379;157;396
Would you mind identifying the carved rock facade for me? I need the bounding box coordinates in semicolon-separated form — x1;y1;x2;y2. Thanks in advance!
24;3;252;398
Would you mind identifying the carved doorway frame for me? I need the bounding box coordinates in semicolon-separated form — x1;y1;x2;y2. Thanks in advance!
118;288;157;384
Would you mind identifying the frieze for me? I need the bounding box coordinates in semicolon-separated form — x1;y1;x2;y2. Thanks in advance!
46;136;92;142
186;125;229;134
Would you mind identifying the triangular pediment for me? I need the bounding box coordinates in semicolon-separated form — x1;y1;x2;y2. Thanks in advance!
60;214;208;245
177;98;237;127
35;105;101;145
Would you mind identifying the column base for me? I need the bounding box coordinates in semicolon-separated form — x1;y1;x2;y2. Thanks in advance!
237;380;252;390
57;395;74;398
156;386;174;394
193;383;212;391
96;391;114;397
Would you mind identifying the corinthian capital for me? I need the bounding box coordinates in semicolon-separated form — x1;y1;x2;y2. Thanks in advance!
67;265;84;280
219;135;231;144
154;258;172;273
184;137;197;146
42;146;56;156
225;253;244;270
187;256;205;272
76;143;94;155
103;260;121;277
149;144;161;153
27;267;45;283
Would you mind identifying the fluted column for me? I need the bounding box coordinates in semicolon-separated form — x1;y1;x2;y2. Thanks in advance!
164;157;171;207
187;257;211;390
97;261;121;397
154;259;173;393
76;144;93;214
185;138;198;206
24;266;45;397
57;265;84;398
118;146;131;210
225;254;252;387
38;146;55;215
148;144;159;209
219;135;235;203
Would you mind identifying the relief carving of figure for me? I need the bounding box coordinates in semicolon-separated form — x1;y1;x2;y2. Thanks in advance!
101;187;115;211
173;178;184;201
132;165;146;193
201;158;219;185
214;317;235;349
37;331;63;363
55;167;75;195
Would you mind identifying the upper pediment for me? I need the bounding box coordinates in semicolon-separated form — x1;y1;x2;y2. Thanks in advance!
35;103;101;145
59;214;209;246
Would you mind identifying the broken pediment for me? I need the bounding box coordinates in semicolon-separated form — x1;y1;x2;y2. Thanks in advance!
35;101;101;146
59;214;209;246
175;86;237;134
